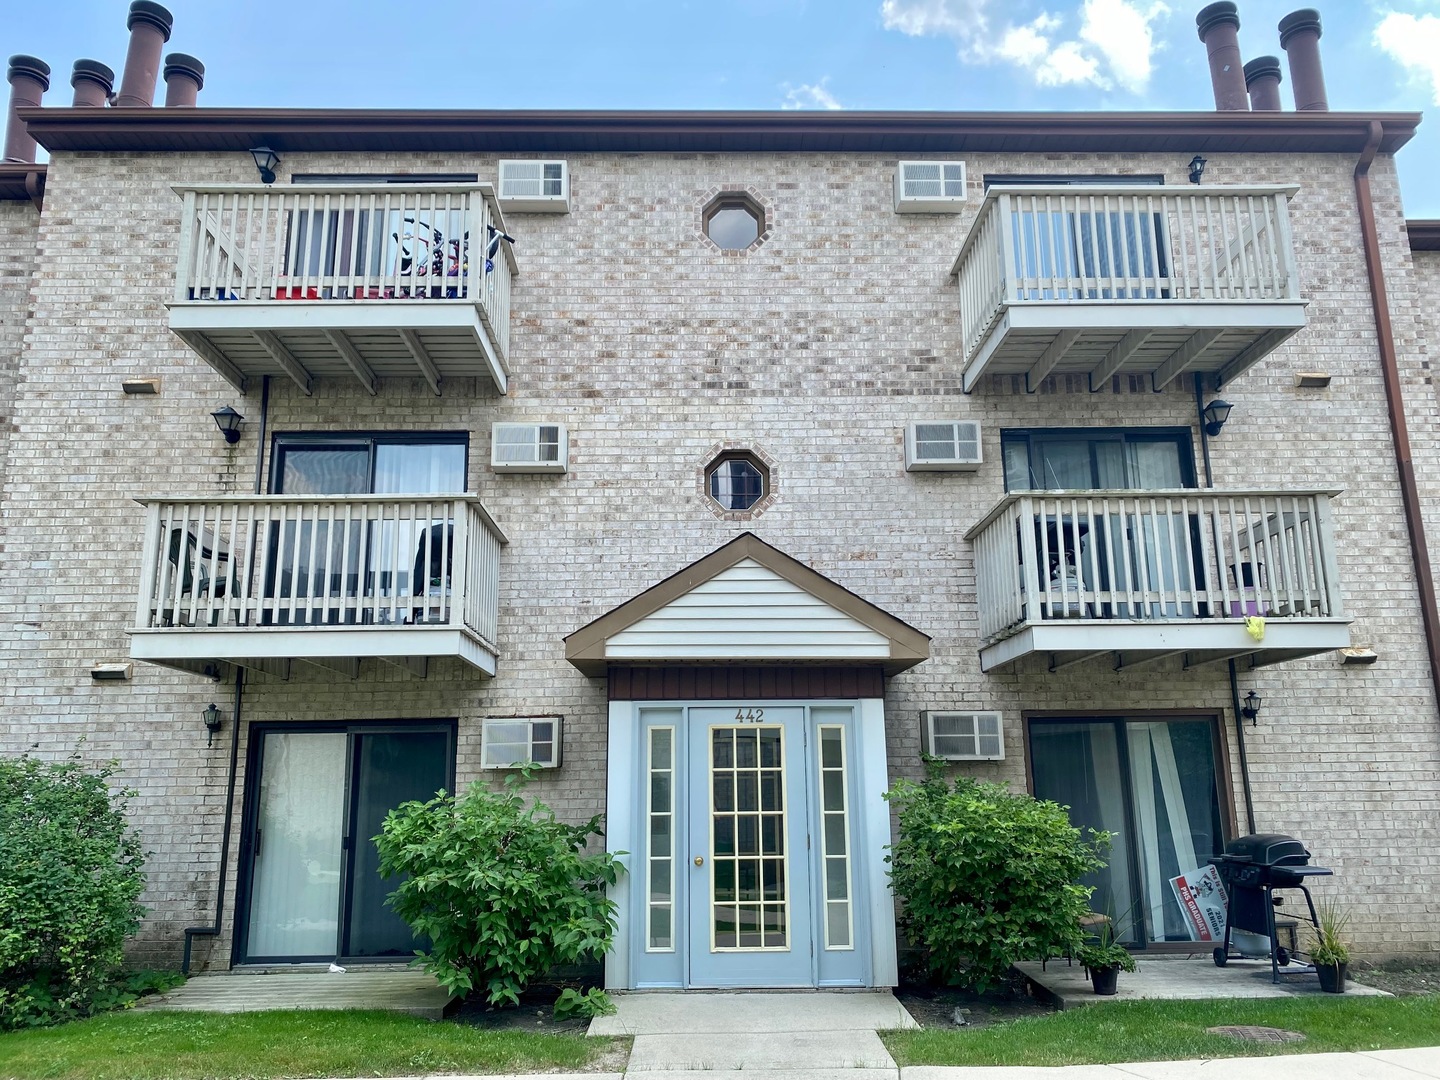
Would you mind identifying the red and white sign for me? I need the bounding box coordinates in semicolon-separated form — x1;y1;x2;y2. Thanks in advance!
1169;865;1229;941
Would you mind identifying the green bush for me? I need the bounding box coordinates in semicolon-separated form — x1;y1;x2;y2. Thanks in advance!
885;767;1107;992
374;773;623;1013
0;753;148;1030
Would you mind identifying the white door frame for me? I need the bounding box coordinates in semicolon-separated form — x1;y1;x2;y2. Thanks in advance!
604;696;896;990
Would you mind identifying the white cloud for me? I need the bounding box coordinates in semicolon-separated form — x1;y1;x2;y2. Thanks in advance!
1375;11;1440;105
781;78;844;110
880;0;1168;95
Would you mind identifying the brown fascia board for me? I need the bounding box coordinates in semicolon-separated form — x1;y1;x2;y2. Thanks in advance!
563;531;931;678
15;107;1420;157
0;163;45;205
1408;220;1440;251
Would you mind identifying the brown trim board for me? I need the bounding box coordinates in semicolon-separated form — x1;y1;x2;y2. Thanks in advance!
608;665;885;701
1408;220;1440;251
564;532;930;677
17;107;1419;157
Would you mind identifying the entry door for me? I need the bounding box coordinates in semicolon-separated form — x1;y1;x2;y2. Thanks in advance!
240;724;451;963
686;706;814;987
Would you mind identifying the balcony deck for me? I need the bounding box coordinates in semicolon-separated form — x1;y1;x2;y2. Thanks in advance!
128;495;506;680
167;184;515;396
951;185;1307;393
963;488;1351;673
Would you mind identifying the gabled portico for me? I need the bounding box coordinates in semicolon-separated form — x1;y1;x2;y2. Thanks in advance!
566;534;930;991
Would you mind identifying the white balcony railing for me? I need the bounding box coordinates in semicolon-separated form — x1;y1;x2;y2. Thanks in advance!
965;489;1343;644
169;184;515;393
133;495;504;653
950;185;1305;390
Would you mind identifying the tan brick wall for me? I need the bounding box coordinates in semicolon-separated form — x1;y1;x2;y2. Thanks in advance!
0;199;39;491
1;145;1437;969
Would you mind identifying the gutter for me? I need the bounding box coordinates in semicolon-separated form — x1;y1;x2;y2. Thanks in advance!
1353;120;1440;713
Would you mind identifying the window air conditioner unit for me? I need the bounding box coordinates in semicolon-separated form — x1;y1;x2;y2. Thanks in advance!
497;160;569;213
481;716;562;769
905;421;981;472
894;161;966;213
492;422;567;473
924;712;1004;761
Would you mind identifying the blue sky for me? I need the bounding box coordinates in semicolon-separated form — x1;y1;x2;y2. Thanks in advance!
8;0;1440;216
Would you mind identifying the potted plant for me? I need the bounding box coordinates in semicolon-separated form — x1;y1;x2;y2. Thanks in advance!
1309;900;1351;993
1075;938;1136;995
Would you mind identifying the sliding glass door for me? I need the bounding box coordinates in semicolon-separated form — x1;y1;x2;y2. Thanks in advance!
239;722;453;963
1029;716;1226;945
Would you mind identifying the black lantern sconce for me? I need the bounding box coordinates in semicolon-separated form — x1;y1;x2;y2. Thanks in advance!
211;405;244;444
249;146;280;184
1202;398;1233;437
1241;690;1262;726
1188;155;1207;184
203;703;223;747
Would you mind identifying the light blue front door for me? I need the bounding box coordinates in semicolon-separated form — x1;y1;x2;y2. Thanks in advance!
686;706;813;988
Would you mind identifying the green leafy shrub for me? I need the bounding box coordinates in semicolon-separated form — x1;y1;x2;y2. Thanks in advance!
885;768;1107;992
374;773;623;1012
0;753;148;1030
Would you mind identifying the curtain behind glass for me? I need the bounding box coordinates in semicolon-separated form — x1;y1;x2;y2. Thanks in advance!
247;733;347;958
374;443;465;494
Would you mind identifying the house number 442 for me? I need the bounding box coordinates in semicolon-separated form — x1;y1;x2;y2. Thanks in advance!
734;708;765;723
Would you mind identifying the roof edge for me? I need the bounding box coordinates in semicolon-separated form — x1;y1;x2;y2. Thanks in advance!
0;163;46;206
15;107;1421;157
1408;219;1440;251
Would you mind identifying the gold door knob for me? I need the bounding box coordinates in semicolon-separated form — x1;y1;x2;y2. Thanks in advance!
694;856;704;867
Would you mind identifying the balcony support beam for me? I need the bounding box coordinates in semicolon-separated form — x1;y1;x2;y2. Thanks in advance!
1218;328;1292;388
380;655;429;679
253;330;314;396
297;656;361;679
1026;329;1080;393
1183;647;1262;670
1114;648;1187;671
177;331;249;393
323;330;378;396
1089;329;1151;392
1048;649;1110;672
1151;329;1224;391
399;329;443;397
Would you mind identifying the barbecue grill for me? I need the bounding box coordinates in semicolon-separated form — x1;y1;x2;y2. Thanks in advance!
1211;833;1334;983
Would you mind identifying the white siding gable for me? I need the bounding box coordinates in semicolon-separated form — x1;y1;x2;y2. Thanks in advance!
605;559;891;661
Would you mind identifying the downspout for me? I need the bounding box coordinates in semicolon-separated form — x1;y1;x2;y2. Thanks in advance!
180;377;268;974
1353;120;1440;712
1198;373;1257;834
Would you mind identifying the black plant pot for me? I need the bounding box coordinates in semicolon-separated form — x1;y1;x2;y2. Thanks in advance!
1316;962;1348;993
1089;964;1120;995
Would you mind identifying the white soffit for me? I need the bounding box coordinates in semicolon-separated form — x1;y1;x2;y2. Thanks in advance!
604;558;891;661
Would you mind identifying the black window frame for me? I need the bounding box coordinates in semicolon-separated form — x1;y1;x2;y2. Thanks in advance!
1000;427;1197;493
269;431;470;495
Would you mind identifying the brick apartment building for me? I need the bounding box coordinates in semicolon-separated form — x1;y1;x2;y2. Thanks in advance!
1;1;1437;988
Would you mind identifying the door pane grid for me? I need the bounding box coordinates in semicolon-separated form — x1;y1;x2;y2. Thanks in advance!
646;727;675;952
817;725;854;950
711;726;789;951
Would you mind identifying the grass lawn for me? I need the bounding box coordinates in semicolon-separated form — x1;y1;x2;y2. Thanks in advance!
882;994;1440;1067
0;1009;626;1080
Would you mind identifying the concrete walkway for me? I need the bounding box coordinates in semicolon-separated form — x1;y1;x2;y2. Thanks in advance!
587;990;917;1075
347;1045;1440;1078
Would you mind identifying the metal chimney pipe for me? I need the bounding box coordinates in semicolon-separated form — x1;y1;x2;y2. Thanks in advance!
1244;55;1283;111
4;55;50;164
1279;9;1328;111
1196;3;1250;111
163;53;203;106
71;59;115;108
115;1;173;108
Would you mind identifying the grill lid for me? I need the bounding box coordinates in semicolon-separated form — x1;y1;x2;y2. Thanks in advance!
1219;832;1312;867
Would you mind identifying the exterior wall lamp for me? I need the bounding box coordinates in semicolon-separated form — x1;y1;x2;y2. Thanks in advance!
211;405;244;444
249;146;280;184
203;703;223;747
1241;690;1262;726
1202;398;1233;437
1188;155;1207;184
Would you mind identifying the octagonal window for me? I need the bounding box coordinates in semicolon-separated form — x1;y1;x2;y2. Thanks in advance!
707;451;769;511
703;193;765;250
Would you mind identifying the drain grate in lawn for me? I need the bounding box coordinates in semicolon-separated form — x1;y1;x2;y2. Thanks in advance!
1207;1025;1307;1043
